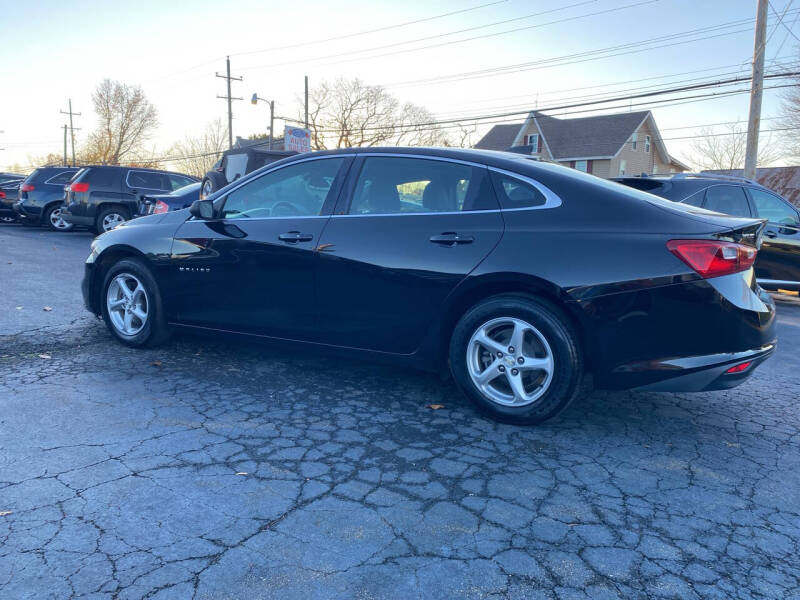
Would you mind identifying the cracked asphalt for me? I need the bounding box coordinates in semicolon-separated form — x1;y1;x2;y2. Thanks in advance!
1;223;799;600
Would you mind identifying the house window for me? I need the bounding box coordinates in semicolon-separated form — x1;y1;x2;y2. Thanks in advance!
575;160;588;173
631;132;637;150
526;133;539;152
619;160;627;176
645;135;651;153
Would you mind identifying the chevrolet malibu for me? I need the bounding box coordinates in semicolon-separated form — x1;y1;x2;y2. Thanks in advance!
81;147;776;424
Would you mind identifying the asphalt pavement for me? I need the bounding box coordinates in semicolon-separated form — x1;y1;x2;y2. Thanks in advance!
1;223;799;599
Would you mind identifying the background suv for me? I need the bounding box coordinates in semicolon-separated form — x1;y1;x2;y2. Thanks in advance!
614;173;800;291
13;167;79;230
62;166;197;233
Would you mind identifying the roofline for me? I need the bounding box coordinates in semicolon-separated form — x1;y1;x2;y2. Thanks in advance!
553;155;615;161
669;155;692;171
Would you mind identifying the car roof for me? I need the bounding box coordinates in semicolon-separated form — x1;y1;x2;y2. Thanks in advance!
80;165;198;179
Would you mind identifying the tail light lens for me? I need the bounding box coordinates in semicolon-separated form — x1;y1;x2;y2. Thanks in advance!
667;240;757;279
20;183;35;192
0;191;5;199
152;200;169;214
725;361;752;374
70;182;89;192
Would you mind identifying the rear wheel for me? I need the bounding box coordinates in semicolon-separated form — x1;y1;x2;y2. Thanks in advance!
43;204;74;231
449;295;583;425
96;206;130;233
0;215;16;224
100;258;170;347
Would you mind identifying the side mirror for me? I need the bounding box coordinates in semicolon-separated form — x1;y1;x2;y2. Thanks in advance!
190;199;215;220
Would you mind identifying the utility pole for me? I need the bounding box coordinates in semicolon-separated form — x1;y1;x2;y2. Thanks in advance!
304;75;309;130
269;100;275;151
60;99;81;166
63;125;68;166
216;56;243;149
744;0;768;179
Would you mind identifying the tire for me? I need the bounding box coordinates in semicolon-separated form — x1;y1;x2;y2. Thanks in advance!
100;258;170;348
449;294;583;425
200;171;228;198
0;214;16;224
43;203;74;231
96;206;130;233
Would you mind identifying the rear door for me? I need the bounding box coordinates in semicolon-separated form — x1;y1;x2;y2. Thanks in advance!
314;154;503;353
747;187;800;285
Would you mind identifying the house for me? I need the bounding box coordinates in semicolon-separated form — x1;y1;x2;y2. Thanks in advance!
703;167;800;208
474;110;689;178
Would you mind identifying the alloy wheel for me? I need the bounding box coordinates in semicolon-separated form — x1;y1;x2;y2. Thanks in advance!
466;317;554;407
0;215;15;223
106;273;149;336
202;180;214;198
102;212;126;232
49;207;71;230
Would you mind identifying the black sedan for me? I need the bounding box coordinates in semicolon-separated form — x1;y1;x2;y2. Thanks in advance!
81;147;776;424
139;182;201;215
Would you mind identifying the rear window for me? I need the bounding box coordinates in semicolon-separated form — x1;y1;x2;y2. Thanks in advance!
616;178;669;194
127;170;169;191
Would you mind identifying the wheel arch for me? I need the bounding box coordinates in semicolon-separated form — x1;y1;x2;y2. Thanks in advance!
429;273;591;370
89;244;152;314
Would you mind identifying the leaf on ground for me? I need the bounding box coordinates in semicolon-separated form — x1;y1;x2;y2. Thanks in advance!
43;306;53;312
151;361;162;367
15;306;22;310
38;354;51;360
0;511;12;517
426;404;445;410
236;472;248;476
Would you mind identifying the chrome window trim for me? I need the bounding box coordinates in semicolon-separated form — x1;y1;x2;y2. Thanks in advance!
487;166;562;210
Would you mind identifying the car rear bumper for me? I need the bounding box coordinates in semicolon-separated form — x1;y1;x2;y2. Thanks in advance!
12;202;41;223
62;210;94;227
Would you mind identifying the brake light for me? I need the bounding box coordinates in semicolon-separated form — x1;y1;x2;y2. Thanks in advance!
153;200;169;214
20;183;35;192
725;361;752;374
70;182;89;192
667;240;756;279
0;191;5;199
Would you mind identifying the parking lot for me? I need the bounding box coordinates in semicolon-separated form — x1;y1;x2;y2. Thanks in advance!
1;224;799;599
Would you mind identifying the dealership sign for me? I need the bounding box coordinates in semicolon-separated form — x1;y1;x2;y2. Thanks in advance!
284;126;312;153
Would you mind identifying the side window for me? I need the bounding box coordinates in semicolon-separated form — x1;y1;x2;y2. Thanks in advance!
703;186;751;217
749;189;800;226
489;171;546;209
85;168;117;187
682;190;705;208
168;174;195;191
222;157;344;219
348;157;491;215
127;170;168;191
45;171;76;185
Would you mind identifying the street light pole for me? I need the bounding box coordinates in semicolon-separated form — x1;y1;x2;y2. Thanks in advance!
251;94;275;150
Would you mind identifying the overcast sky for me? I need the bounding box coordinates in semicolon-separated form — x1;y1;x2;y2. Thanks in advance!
1;0;796;170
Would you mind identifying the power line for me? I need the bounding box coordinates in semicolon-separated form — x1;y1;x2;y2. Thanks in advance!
246;0;658;72
770;0;800;42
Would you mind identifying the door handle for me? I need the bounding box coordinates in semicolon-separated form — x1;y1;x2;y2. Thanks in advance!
764;230;777;238
429;232;474;246
279;231;313;243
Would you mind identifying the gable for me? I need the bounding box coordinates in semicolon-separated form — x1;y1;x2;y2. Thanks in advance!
535;111;650;159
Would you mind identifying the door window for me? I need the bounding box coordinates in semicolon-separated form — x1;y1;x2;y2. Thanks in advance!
703;185;751;217
127;170;168;191
222;157;344;219
348;157;493;215
749;189;800;226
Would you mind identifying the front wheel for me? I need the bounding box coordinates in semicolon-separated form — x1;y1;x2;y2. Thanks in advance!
101;258;170;347
449;295;583;425
44;204;74;231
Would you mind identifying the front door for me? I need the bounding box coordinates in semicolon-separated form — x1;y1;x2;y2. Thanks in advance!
748;187;800;286
169;156;350;340
314;155;503;354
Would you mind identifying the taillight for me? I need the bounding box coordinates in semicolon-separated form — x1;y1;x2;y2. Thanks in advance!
667;239;757;279
20;183;35;192
0;191;5;199
71;182;89;192
725;361;752;374
153;200;169;214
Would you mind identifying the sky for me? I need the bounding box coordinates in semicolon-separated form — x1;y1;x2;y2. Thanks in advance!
1;0;797;171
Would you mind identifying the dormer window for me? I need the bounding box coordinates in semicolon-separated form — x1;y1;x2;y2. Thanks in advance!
526;133;540;153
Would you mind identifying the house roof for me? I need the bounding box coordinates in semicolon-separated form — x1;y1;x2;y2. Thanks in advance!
531;110;651;160
473;124;521;151
703;166;800;207
234;136;285;151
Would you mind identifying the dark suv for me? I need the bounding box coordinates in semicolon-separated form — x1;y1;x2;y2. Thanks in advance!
614;173;800;291
62;166;197;233
13;167;80;230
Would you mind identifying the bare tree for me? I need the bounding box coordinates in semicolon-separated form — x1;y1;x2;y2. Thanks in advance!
82;79;158;165
302;78;453;149
167;118;228;177
780;76;800;159
689;123;783;170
